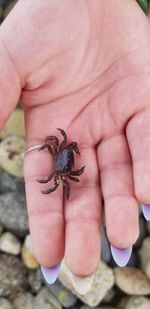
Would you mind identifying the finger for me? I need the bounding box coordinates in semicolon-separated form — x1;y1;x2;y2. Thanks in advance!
24;110;64;267
97;133;139;248
64;147;101;276
24;149;64;266
0;38;20;130
126;109;150;205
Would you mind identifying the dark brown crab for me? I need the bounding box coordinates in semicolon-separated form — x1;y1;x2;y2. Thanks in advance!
37;128;85;199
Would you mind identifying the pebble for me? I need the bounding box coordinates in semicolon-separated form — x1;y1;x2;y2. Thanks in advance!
34;287;62;309
114;267;150;295
21;234;39;269
49;280;77;308
124;296;150;309
0;192;28;237
59;260;115;307
0;172;19;193
0;171;25;194
0;223;3;236
0;109;25;139
0;0;12;8
0;254;29;297
147;221;150;234
101;227;111;264
138;236;150;279
80;307;116;309
3;0;18;19
12;292;34;309
28;269;42;294
0;136;25;177
0;5;3;21
102;288;116;303
0;232;21;255
0;298;12;309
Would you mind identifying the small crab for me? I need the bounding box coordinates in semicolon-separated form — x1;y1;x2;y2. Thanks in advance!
37;128;85;199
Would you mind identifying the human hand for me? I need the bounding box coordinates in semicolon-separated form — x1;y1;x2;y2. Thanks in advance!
0;0;150;285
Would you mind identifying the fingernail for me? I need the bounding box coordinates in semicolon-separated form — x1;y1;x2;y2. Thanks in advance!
41;264;60;284
71;272;95;295
141;204;150;221
110;245;132;267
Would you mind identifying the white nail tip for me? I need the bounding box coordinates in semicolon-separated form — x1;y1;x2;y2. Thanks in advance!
70;272;95;295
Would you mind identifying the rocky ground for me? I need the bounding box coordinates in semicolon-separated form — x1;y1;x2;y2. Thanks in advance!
0;1;150;309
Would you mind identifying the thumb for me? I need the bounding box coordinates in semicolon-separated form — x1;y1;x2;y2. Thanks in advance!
0;37;21;131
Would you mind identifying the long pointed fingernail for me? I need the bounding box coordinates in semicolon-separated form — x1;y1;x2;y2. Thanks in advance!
141;204;150;221
110;245;132;267
71;272;95;295
41;264;60;284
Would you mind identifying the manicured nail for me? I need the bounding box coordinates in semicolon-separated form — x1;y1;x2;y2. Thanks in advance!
110;245;132;267
141;204;150;221
71;272;95;295
41;264;60;284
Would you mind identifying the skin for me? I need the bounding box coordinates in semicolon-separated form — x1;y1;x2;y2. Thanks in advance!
0;0;150;276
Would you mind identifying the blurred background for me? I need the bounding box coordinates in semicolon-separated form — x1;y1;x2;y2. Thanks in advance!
0;1;150;308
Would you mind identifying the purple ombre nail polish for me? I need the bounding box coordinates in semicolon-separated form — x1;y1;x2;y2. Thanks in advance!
141;204;150;221
41;264;60;284
110;245;132;267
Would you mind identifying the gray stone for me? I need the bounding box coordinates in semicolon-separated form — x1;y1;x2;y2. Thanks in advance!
0;254;29;297
102;287;116;303
0;6;3;22
0;172;19;193
147;221;150;234
0;298;12;309
138;236;150;279
125;296;150;309
12;292;34;309
0;192;28;237
59;260;115;307
134;217;147;248
101;227;111;264
118;297;129;309
96;307;116;309
28;269;42;294
50;280;77;307
3;0;18;19
0;222;3;235
0;232;21;255
114;267;150;295
34;287;62;309
80;306;116;309
0;172;25;194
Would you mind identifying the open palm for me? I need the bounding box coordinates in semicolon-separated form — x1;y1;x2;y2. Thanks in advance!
1;0;150;276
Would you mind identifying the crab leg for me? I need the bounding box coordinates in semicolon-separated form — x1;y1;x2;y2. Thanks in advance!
67;175;79;182
45;135;59;146
37;172;54;184
68;142;80;155
41;176;59;194
38;144;53;155
70;165;85;176
57;128;67;150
